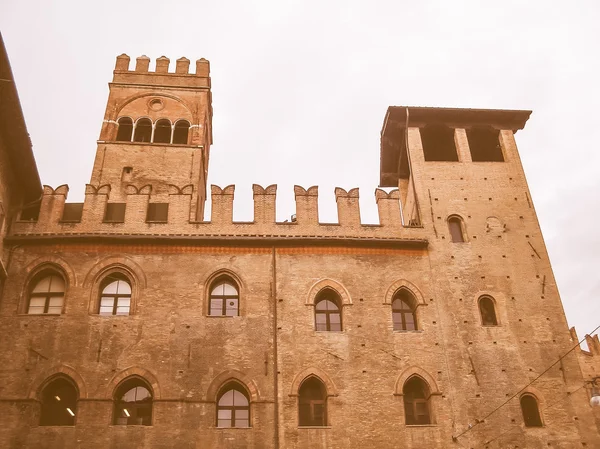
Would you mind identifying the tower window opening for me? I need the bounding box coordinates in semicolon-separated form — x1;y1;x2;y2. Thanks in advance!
146;203;169;223
104;203;126;223
392;289;418;331
520;394;543;427
420;125;458;161
28;273;65;315
403;376;432;425
99;275;132;316
113;378;153;426
467;128;504;162
217;383;250;428
173;120;190;144
209;277;239;316
116;117;134;142
479;296;498;326
298;377;327;427
448;216;465;243
153;119;172;143
40;377;78;426
133;118;152;143
315;290;342;331
61;203;83;223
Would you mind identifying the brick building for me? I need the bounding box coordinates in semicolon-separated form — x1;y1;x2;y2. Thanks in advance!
0;49;599;448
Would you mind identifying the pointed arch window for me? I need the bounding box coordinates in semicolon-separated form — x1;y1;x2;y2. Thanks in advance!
113;377;153;426
403;376;431;425
479;296;498;326
28;272;65;315
315;290;342;331
217;383;250;428
209;277;239;316
40;377;78;426
298;377;327;427
448;216;465;243
173;120;190;144
116;117;133;142
99;274;132;316
392;289;417;331
133;118;152;143
520;394;543;427
153;119;172;143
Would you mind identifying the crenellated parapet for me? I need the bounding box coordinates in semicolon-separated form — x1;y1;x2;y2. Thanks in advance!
10;183;427;243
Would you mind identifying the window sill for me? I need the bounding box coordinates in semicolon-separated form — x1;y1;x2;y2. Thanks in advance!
102;221;125;224
109;424;152;427
145;221;168;224
314;331;344;333
206;315;239;318
216;426;251;430
405;424;437;427
298;426;331;429
38;425;75;428
392;330;423;333
18;313;62;317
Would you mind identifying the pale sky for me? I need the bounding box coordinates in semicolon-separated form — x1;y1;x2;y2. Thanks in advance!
1;1;598;342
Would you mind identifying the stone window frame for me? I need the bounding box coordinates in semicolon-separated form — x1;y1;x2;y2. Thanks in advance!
112;375;154;426
383;280;427;332
393;366;441;427
215;381;252;428
520;391;545;428
38;374;79;427
289;368;338;429
19;260;73;316
447;214;467;243
204;270;245;318
478;295;500;326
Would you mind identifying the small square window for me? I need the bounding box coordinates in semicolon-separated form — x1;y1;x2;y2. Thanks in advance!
61;203;83;222
20;203;40;221
104;203;126;223
146;203;168;223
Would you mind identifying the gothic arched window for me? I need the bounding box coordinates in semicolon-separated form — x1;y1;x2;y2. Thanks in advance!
314;290;342;331
172;120;190;144
28;272;65;315
520;394;543;427
116;117;133;142
217;383;250;428
209;277;239;316
479;296;498;326
298;377;327;426
99;274;132;316
133;118;152;143
40;377;78;426
392;289;417;331
448;215;465;243
113;377;153;426
153;119;172;143
403;376;431;425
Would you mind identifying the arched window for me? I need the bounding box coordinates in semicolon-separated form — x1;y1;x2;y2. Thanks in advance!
479;296;498;326
315;290;342;331
40;377;78;426
520;394;542;427
153;119;172;143
403;376;431;425
298;377;327;426
392;289;417;331
116;117;133;142
448;216;465;243
217;383;250;428
113;377;153;426
209;277;239;316
28;272;65;315
133;118;152;143
172;120;190;144
99;274;132;316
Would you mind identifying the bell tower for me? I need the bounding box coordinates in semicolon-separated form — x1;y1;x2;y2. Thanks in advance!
92;54;213;220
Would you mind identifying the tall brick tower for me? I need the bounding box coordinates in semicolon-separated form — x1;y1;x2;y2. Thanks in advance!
93;54;212;220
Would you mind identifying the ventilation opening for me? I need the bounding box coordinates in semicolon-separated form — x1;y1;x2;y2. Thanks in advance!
153;119;171;143
133;119;152;143
121;166;133;182
421;125;458;161
467;128;504;161
61;203;83;223
19;203;41;221
103;203;126;223
173;121;190;144
116;117;133;142
146;203;169;223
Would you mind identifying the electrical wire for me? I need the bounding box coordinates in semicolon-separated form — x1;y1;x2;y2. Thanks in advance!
453;323;600;441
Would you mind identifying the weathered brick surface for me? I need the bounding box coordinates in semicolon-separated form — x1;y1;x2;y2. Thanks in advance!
0;56;598;449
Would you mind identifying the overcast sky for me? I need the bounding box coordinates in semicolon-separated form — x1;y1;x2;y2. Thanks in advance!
1;1;598;342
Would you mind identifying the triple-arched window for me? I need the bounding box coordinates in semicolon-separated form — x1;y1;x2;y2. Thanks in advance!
113;377;153;426
392;289;418;331
216;383;250;428
403;376;432;425
116;117;191;145
298;377;328;426
209;276;240;316
314;289;342;331
27;271;66;315
39;376;78;426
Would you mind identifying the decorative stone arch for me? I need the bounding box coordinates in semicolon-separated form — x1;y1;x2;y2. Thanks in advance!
289;367;339;397
29;364;88;400
205;369;260;402
305;279;352;307
383;279;427;306
106;367;161;400
203;268;246;315
393;366;441;397
115;92;194;120
20;257;76;314
83;257;146;315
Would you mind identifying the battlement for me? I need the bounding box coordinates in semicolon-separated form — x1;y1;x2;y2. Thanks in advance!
10;183;427;244
111;54;210;88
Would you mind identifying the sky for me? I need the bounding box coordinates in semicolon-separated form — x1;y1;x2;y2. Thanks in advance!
1;0;599;342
